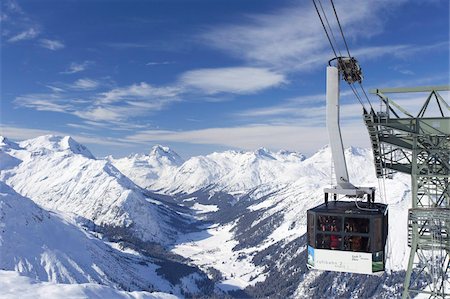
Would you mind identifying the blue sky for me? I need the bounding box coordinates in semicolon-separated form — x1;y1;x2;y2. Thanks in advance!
1;0;449;158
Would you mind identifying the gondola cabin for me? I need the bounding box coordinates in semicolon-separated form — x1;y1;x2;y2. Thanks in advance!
307;201;388;274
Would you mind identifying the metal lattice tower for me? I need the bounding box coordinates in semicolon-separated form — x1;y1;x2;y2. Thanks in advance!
363;86;450;298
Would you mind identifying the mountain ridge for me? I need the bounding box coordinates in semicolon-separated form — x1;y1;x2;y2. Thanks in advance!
1;135;413;298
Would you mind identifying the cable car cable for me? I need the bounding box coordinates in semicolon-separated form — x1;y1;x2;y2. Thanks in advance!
311;0;338;58
317;0;343;58
330;0;351;58
358;82;374;110
349;83;366;109
327;0;375;111
313;0;374;112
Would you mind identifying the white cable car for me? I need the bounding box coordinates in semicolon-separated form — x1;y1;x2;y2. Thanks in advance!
306;60;388;275
307;201;388;274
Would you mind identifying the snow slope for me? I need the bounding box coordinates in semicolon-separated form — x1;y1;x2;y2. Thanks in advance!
111;147;306;194
108;145;183;190
0;271;177;299
0;136;184;245
1;135;413;298
0;181;175;293
165;146;412;295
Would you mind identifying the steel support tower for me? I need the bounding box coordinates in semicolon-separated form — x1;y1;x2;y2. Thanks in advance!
363;86;449;298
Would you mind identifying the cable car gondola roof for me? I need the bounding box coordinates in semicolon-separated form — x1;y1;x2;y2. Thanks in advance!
309;201;387;216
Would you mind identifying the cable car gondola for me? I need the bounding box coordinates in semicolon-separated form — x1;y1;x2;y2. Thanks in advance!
307;200;388;274
304;55;389;274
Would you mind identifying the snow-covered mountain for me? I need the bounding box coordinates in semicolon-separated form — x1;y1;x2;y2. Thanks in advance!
0;135;186;246
0;270;177;299
111;146;307;194
165;147;410;298
1;135;414;298
108;145;183;190
0;181;171;292
0;136;217;297
112;142;412;297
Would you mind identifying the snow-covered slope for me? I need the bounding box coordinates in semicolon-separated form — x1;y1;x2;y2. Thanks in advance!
168;145;411;296
0;271;177;299
1;135;413;298
169;147;306;194
0;135;185;245
0;181;176;293
108;145;183;190
111;147;306;194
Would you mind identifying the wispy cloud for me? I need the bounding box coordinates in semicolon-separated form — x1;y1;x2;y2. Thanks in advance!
2;0;41;44
61;61;93;74
39;38;65;50
71;82;182;122
146;61;175;66
124;123;370;154
0;125;131;148
2;0;67;51
71;78;99;90
105;42;153;49
390;65;415;76
74;120;152;131
201;0;408;72
180;67;286;94
233;90;361;124
98;82;180;104
14;81;182;123
45;85;65;93
7;27;39;42
14;93;73;113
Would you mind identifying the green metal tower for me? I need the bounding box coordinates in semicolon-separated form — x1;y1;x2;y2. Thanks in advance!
363;86;449;298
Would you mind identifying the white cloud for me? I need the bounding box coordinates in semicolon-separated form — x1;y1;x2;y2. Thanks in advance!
146;61;175;66
14;81;182;123
98;82;180;104
0;125;130;148
124;123;371;155
1;12;9;22
104;42;153;49
234;90;363;123
201;0;408;72
45;85;65;93
72;78;99;90
69;120;151;131
180;67;286;94
14;93;73;113
7;27;39;42
73;83;182;122
39;38;65;50
73;107;126;122
3;0;23;14
61;61;92;74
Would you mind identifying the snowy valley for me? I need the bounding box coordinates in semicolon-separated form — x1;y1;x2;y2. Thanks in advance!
0;135;413;298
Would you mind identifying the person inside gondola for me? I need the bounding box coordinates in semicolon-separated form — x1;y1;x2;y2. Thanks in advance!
330;224;340;249
330;234;339;249
352;236;362;251
317;234;331;249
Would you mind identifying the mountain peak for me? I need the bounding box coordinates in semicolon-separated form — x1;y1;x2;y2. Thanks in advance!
150;144;171;154
0;136;20;150
149;144;183;165
19;135;95;159
276;149;306;162
254;147;275;159
63;136;95;159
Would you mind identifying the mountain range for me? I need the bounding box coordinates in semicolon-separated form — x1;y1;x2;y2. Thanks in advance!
0;135;413;298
